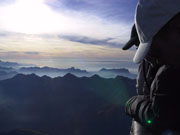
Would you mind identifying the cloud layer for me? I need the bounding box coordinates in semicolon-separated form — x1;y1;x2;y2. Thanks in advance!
0;0;137;67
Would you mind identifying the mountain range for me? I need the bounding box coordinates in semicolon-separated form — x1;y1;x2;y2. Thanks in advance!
18;66;90;78
0;73;136;135
0;60;20;67
0;71;18;80
19;66;136;78
97;68;136;79
0;66;136;80
0;60;137;80
0;66;15;72
0;60;33;68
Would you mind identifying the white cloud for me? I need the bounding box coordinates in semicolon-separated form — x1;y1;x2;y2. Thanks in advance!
0;0;132;44
0;0;136;65
0;32;135;60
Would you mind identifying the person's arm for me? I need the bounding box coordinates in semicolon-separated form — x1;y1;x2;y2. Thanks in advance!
125;95;153;127
125;65;180;130
125;60;155;127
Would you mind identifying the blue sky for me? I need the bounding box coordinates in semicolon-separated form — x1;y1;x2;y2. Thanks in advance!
46;0;137;23
0;0;138;68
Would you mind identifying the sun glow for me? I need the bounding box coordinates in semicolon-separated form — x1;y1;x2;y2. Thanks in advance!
0;0;68;34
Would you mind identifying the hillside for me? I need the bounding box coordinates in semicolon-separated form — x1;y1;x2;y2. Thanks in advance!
0;74;136;135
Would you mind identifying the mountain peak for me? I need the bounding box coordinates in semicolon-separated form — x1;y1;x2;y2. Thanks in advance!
41;75;52;79
63;73;77;78
12;73;39;80
91;74;101;79
99;68;130;73
69;67;75;70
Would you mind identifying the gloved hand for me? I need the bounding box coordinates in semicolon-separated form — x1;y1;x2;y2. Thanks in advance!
125;95;150;122
125;96;138;118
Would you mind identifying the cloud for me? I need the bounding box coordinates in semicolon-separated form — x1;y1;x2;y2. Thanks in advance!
0;31;24;37
0;51;41;59
46;0;137;23
0;31;129;49
0;0;136;63
0;0;133;41
0;33;7;37
0;0;15;5
24;52;40;55
59;35;123;48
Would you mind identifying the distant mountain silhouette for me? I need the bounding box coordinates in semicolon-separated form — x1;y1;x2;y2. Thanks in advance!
0;66;15;72
19;66;88;73
0;60;20;67
0;64;137;81
96;68;137;79
0;60;137;79
0;74;136;135
19;66;90;78
18;66;136;79
0;60;34;68
100;68;130;73
0;71;18;80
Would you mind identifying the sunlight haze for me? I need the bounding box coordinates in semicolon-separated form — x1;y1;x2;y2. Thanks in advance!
0;0;137;71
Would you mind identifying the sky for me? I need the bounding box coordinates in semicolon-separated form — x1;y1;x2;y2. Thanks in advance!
0;0;138;70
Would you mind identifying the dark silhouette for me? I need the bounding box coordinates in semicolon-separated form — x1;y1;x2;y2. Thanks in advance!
0;73;136;135
123;1;180;134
